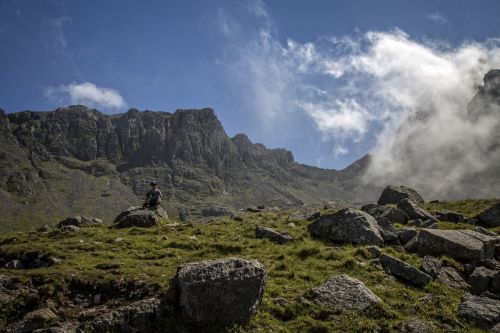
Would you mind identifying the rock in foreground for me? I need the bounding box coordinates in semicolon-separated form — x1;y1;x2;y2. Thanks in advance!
459;294;500;329
415;229;498;264
175;258;267;329
380;254;432;286
113;207;168;228
476;203;500;227
308;208;384;246
310;274;381;311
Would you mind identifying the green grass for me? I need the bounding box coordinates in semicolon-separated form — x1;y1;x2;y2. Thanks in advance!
0;206;489;332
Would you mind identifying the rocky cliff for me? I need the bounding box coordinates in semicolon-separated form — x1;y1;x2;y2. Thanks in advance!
0;106;375;230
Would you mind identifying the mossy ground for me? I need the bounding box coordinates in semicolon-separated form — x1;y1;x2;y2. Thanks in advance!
1;200;497;332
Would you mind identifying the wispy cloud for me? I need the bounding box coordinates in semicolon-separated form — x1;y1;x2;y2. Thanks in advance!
46;16;72;52
427;12;448;25
45;82;127;110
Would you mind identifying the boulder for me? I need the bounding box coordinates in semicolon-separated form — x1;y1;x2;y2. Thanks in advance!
307;208;384;246
377;185;424;205
420;256;442;279
469;266;496;295
476;203;500;227
379;254;432;286
114;207;168;228
57;216;102;228
201;206;234;217
375;217;400;243
397;199;437;222
12;308;58;333
61;225;80;233
399;319;435;333
475;226;498;237
434;210;465;223
255;226;293;244
362;204;409;224
309;274;381;311
437;267;470;290
78;298;160;333
366;246;382;258
397;227;418;245
176;258;267;329
459;294;500;329
414;229;497;264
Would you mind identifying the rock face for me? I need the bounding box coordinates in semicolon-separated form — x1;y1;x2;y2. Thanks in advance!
57;216;102;228
255;226;293;244
459;294;500;329
175;258;267;329
414;229;497;263
79;298;161;333
113;207;168;228
397;199;437;222
310;274;381;311
307;208;384;246
377;185;424;205
379;254;432;286
476;203;500;227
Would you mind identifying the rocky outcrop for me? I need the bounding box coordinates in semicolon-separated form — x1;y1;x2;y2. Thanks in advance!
380;254;432;286
255;226;293;244
377;186;424;205
307;208;384;246
175;258;267;329
414;229;498;264
310;274;381;310
113;207;168;228
57;216;102;228
476;203;500;228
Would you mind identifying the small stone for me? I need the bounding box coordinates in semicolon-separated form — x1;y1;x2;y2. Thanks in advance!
93;294;102;305
366;246;382;258
5;259;23;269
113;238;124;243
255;226;293;244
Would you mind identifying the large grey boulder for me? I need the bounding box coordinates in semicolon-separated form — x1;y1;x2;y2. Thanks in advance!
397;199;437;222
375;217;399;243
78;298;161;333
379;254;432;286
307;208;384;246
113;207;168;228
434;210;465;223
255;226;293;244
377;185;424;205
310;274;381;311
476;203;500;227
459;294;500;329
415;229;497;264
397;227;418;245
175;258;267;329
361;204;409;224
57;216;102;228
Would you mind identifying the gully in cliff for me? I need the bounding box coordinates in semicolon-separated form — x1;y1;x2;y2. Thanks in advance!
143;181;162;209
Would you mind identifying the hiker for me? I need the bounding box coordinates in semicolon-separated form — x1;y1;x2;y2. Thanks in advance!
143;181;162;209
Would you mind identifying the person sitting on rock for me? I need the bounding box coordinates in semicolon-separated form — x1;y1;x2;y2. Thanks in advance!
143;181;162;209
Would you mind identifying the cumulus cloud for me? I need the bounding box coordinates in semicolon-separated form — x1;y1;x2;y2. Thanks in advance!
45;82;127;110
220;2;500;198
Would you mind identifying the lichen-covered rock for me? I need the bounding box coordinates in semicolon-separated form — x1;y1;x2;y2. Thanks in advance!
78;298;161;333
377;185;424;205
437;267;470;290
380;254;432;286
175;258;267;329
255;226;293;244
310;274;381;311
397;199;437;222
459;294;500;329
476;203;500;227
397;227;418;245
420;256;442;279
57;216;102;228
307;208;384;246
113;207;168;228
415;229;497;264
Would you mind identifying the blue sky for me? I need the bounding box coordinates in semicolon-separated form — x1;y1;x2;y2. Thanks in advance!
1;0;500;169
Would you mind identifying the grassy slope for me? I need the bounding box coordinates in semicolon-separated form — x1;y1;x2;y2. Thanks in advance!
2;200;498;332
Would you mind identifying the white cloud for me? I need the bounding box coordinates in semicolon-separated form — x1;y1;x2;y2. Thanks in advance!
220;3;500;198
427;12;448;24
45;82;127;110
